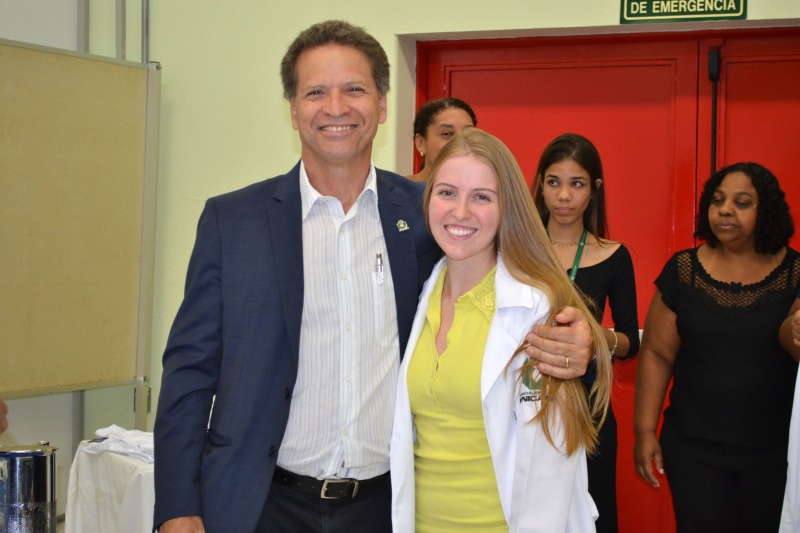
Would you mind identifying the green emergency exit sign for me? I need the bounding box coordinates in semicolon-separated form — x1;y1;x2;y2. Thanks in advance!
621;0;746;23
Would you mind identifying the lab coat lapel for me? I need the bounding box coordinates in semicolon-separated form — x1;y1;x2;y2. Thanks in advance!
481;256;537;401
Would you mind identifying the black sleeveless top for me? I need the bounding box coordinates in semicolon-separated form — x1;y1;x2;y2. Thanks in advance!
573;244;640;359
656;247;800;448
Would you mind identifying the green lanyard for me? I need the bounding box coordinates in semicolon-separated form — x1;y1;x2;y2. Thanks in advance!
547;228;587;282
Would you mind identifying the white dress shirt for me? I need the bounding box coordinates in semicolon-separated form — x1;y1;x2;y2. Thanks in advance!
277;161;400;480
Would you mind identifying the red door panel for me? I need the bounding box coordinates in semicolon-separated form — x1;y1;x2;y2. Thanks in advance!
713;35;800;252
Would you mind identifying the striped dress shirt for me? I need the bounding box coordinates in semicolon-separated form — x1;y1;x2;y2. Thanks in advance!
276;161;400;480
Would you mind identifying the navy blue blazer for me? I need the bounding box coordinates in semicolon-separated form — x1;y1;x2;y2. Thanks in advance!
153;163;441;532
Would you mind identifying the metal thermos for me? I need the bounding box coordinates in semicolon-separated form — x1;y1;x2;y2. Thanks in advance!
0;443;57;533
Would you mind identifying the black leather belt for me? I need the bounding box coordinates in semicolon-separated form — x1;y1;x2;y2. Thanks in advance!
272;466;389;499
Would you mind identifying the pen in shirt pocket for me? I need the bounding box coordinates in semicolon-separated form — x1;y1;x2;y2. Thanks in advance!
375;253;384;285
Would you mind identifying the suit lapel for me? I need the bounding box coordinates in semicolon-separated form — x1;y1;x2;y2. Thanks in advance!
268;163;304;357
376;171;421;354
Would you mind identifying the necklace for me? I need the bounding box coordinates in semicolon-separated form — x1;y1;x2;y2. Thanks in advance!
550;239;579;247
546;228;588;282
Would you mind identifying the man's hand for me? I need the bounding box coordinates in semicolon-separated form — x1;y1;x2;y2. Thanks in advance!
159;516;205;533
525;306;593;379
0;399;8;435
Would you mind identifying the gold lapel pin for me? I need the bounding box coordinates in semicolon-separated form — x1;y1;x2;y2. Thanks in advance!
397;220;409;232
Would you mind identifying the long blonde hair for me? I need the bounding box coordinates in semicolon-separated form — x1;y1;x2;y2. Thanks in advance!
423;128;611;456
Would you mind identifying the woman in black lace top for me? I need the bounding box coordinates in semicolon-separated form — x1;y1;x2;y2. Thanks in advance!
634;162;800;532
532;133;640;533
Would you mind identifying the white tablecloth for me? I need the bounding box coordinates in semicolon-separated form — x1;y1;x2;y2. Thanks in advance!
66;441;154;533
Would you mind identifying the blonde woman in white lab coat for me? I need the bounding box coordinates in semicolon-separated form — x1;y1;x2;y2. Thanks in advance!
390;128;611;533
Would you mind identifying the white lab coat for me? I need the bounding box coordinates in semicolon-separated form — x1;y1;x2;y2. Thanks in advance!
390;255;598;533
780;368;800;533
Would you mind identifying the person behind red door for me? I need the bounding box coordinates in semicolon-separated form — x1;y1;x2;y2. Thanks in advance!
635;162;800;532
391;128;611;532
407;97;476;183
531;133;640;533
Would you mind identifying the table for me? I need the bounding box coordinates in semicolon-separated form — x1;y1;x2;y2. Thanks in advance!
65;441;154;533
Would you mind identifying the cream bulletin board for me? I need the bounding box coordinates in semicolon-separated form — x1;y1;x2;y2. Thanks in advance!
0;39;159;412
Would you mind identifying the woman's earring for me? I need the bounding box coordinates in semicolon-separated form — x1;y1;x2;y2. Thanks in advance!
419;151;425;157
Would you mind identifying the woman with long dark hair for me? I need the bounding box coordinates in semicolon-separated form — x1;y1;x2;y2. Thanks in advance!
532;133;639;533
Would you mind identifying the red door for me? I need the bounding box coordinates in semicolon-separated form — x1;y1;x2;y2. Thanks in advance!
703;35;800;203
417;28;800;533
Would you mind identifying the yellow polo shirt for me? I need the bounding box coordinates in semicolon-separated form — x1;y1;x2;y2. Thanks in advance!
407;265;505;532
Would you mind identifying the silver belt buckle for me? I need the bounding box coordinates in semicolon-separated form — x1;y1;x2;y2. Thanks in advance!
321;478;359;499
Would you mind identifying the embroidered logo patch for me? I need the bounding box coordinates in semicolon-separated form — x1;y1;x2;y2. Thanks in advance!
518;366;542;403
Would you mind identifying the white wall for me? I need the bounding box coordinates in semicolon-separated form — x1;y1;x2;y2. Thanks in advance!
87;0;143;61
0;0;78;50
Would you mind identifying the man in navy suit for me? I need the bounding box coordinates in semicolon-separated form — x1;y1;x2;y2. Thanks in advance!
154;20;595;533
